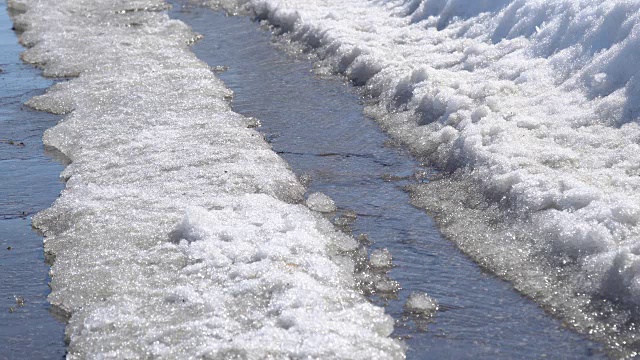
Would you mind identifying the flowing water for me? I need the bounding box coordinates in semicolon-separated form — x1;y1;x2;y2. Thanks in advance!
169;2;607;358
0;0;617;357
0;1;67;358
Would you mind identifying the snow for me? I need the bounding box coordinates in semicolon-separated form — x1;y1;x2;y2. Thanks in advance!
8;0;404;358
212;0;640;348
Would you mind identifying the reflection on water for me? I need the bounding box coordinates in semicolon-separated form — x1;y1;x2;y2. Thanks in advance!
169;2;606;358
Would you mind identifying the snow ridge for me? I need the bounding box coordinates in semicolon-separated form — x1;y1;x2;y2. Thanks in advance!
8;0;404;358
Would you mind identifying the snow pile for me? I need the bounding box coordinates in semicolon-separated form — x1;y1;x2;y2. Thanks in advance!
212;0;640;350
9;0;404;358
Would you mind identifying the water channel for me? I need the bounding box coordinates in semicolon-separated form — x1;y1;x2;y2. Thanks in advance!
0;1;67;358
168;2;606;358
0;1;609;357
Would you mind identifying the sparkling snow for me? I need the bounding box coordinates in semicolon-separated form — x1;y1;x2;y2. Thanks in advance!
9;0;404;357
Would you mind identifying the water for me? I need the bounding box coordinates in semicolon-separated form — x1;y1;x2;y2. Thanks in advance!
168;2;607;358
210;3;640;355
0;1;67;358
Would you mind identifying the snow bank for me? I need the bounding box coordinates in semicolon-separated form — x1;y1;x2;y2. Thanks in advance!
8;0;404;357
213;0;640;350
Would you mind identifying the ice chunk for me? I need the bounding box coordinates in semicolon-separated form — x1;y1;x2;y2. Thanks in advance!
370;248;393;269
305;192;337;213
374;278;401;294
404;292;438;315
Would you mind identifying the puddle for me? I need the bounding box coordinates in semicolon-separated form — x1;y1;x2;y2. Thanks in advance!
0;1;67;358
169;2;606;358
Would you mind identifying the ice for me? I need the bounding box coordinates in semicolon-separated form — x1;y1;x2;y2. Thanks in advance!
370;248;393;269
9;0;404;358
305;192;337;213
373;278;401;294
210;0;640;348
404;292;438;315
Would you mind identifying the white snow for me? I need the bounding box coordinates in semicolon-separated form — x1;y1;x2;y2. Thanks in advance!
9;0;404;358
211;0;640;348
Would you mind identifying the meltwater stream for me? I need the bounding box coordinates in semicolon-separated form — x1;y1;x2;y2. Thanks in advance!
169;3;606;358
0;1;67;358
